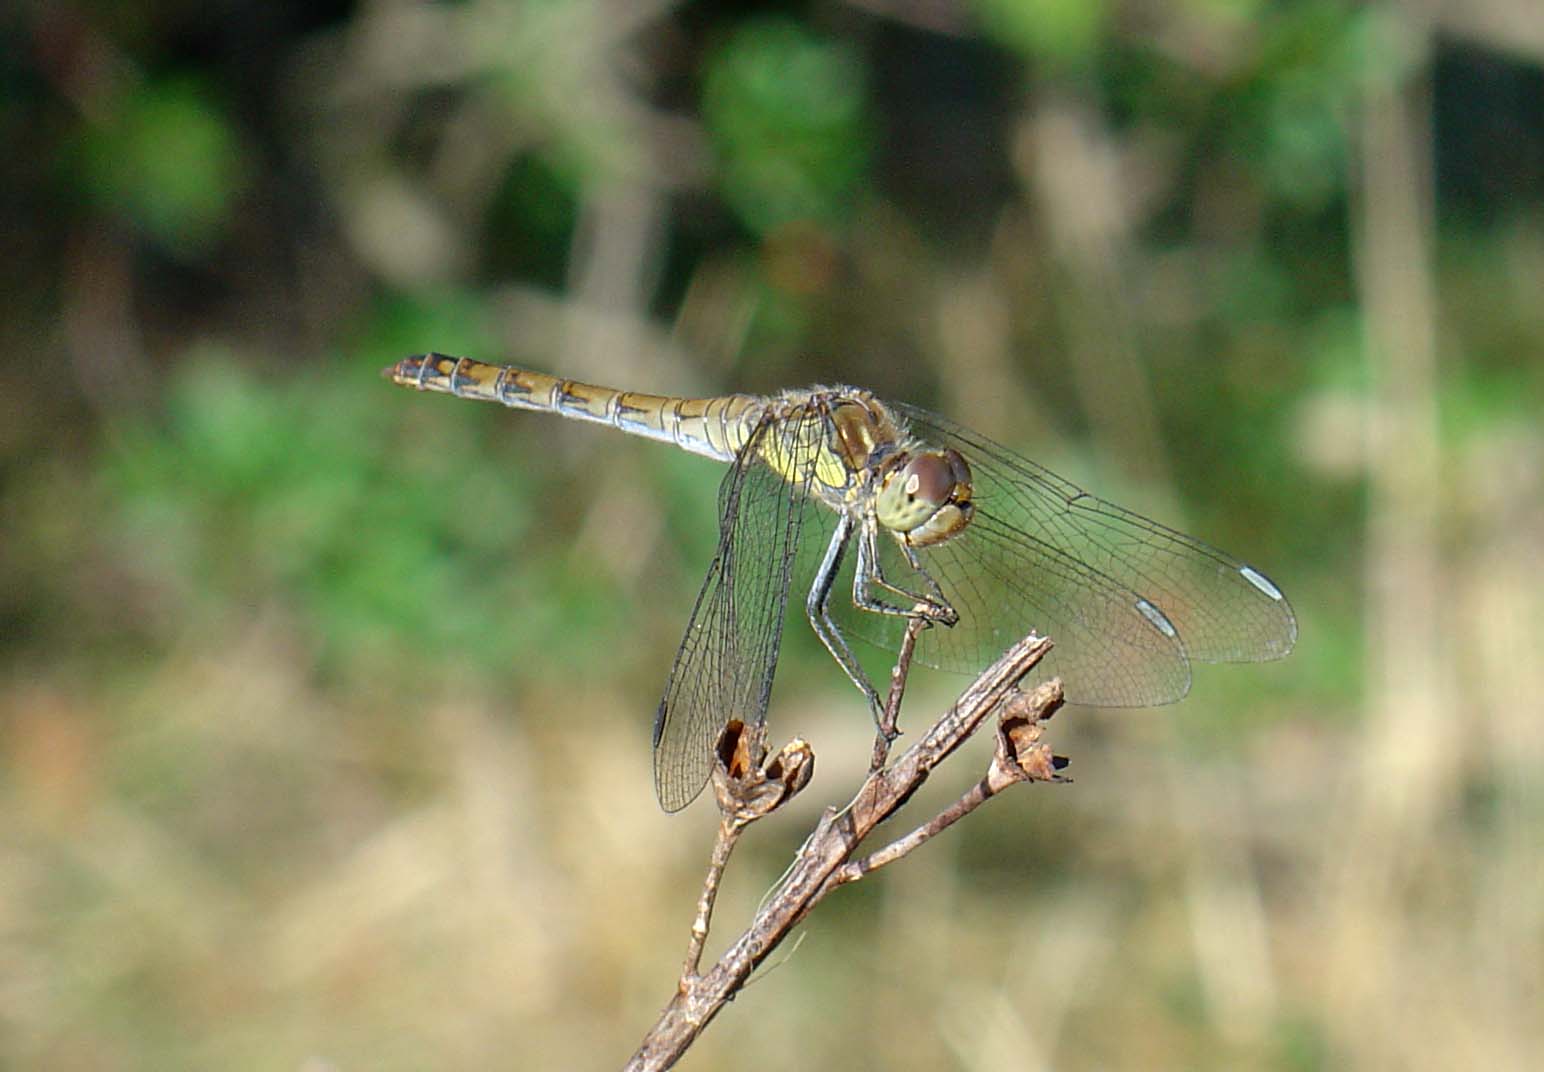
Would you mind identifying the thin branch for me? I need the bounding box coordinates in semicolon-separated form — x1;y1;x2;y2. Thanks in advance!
682;816;741;980
836;680;1069;886
837;775;993;883
626;633;1062;1070
871;613;929;771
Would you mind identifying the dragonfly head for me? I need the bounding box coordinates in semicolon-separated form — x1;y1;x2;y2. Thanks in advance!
875;448;974;547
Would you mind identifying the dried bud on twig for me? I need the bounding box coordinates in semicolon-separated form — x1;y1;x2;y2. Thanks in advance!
987;680;1069;792
712;721;815;823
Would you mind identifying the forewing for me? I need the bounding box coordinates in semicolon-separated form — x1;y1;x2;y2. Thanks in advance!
833;502;1195;706
652;413;820;811
850;403;1296;706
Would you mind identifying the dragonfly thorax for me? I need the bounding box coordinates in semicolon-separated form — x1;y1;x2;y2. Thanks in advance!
874;448;975;548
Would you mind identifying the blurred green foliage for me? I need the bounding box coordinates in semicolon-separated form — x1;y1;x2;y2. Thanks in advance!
974;0;1110;64
75;76;248;253
703;18;871;234
100;353;533;674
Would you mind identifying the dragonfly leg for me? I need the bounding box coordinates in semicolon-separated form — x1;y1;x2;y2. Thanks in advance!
805;514;883;715
853;520;958;626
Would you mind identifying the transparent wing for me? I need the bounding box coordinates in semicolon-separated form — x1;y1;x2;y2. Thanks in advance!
652;412;820;811
834;404;1297;708
834;500;1195;706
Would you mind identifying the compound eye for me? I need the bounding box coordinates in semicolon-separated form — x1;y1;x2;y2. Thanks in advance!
898;448;974;548
876;449;974;543
902;453;954;508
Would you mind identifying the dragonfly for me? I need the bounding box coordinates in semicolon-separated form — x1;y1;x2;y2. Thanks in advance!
385;353;1297;811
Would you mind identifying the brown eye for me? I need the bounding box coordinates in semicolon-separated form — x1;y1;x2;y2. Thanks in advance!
904;454;954;506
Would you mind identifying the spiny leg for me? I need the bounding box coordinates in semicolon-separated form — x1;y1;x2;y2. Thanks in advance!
852;519;957;626
805;513;883;717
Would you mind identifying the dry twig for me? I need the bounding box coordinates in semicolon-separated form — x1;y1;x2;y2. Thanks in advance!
625;630;1066;1070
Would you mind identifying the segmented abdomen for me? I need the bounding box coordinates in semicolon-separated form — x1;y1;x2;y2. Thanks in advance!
385;353;763;462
